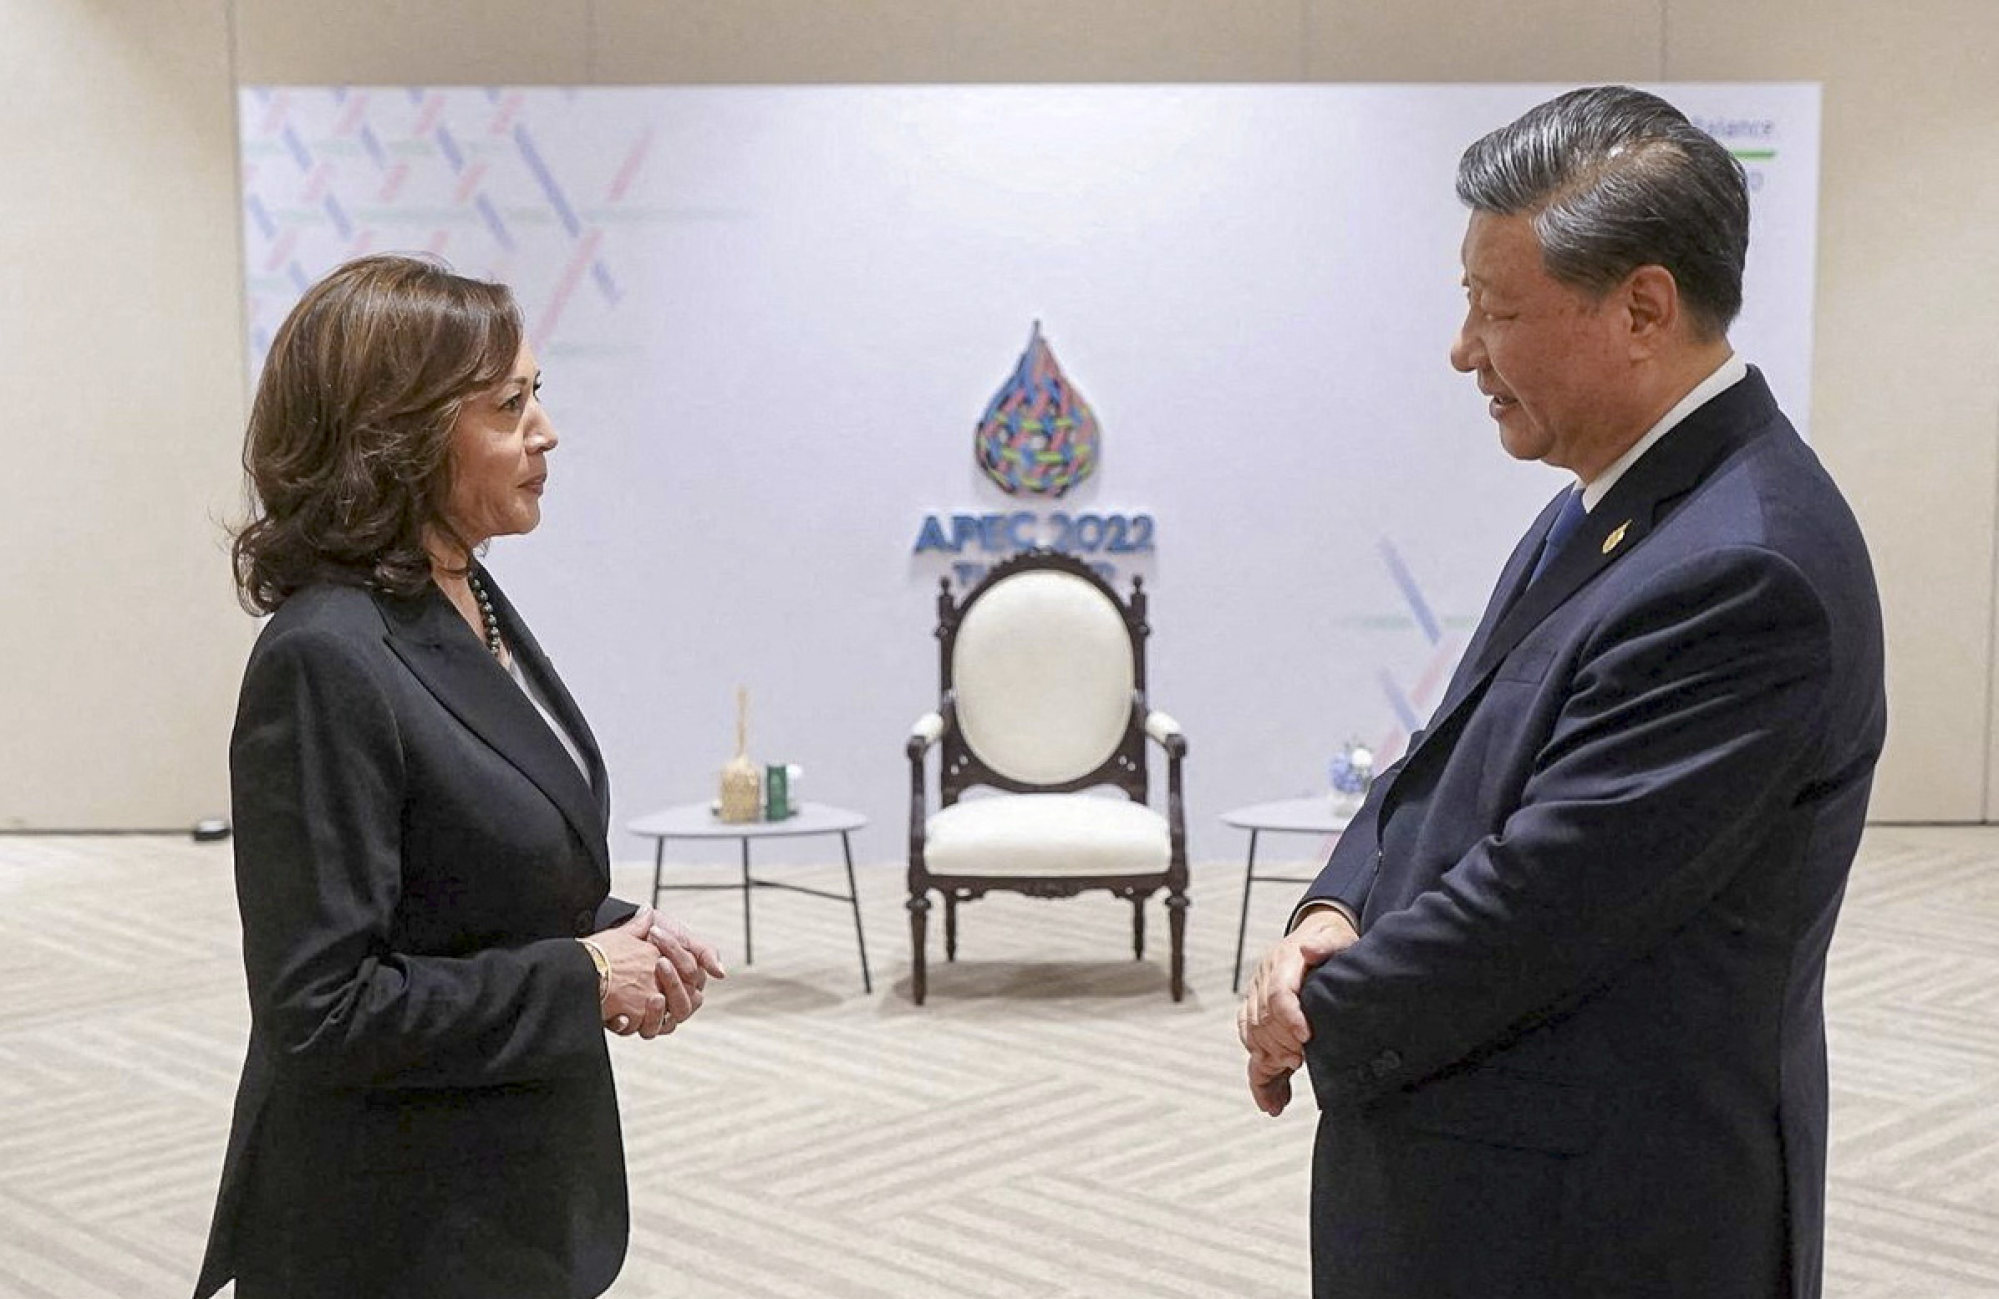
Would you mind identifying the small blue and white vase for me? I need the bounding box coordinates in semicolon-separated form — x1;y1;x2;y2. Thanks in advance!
1328;740;1375;817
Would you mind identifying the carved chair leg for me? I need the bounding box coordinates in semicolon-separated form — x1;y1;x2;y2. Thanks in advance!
1165;890;1189;1002
944;893;959;962
907;891;930;1005
1132;895;1146;960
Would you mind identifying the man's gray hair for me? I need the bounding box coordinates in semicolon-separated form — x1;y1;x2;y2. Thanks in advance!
1456;86;1750;338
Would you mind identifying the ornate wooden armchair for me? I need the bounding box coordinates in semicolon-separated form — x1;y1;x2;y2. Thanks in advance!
905;549;1189;1003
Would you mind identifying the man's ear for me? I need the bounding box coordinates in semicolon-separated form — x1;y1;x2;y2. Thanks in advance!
1621;264;1681;357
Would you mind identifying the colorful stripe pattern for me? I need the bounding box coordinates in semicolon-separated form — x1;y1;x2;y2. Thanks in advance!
1372;538;1464;769
238;87;650;372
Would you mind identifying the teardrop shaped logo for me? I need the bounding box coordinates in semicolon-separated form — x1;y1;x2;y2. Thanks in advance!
973;322;1101;497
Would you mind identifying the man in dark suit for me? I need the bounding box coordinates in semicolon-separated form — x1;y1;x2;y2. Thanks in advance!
1239;87;1884;1298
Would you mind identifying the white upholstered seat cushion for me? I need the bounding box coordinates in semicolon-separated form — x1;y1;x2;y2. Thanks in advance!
924;794;1170;878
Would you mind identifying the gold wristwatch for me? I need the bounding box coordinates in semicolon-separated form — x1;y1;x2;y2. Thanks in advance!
577;938;610;1002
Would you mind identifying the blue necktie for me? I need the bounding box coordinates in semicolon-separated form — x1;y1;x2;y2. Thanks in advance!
1527;489;1588;586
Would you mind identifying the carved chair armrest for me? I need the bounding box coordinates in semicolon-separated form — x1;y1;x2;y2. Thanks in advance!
907;710;945;759
1144;709;1187;758
908;711;946;869
1144;707;1188;874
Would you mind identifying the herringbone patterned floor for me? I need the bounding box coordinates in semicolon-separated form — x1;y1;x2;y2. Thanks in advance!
0;827;1993;1297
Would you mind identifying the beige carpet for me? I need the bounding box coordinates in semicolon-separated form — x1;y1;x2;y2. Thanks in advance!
0;826;1993;1297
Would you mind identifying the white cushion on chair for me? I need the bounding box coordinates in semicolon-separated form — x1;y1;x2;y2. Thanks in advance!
953;570;1135;784
925;794;1170;878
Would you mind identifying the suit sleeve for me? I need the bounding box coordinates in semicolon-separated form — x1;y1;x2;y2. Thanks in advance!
232;627;607;1090
1300;545;1833;1108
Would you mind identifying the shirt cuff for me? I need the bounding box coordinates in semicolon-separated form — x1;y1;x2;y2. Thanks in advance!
1288;898;1359;934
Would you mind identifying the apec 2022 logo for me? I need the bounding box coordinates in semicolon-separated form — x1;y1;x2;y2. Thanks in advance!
913;323;1156;588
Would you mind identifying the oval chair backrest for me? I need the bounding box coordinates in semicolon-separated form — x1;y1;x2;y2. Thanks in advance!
952;568;1136;786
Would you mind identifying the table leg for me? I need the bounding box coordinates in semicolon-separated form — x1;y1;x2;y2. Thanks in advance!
842;831;871;994
650;839;665;908
1232;829;1261;994
740;837;754;966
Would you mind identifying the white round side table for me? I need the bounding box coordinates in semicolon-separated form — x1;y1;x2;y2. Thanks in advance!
1220;798;1353;993
627;801;872;993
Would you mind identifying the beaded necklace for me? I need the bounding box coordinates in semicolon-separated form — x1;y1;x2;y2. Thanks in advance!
465;570;504;659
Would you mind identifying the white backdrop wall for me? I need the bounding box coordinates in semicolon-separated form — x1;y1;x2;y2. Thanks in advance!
243;83;1819;862
8;0;1995;836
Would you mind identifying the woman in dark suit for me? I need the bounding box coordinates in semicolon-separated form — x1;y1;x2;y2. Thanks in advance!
194;254;724;1299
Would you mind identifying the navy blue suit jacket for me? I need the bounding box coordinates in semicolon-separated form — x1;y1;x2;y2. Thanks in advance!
1299;370;1884;1298
196;568;636;1299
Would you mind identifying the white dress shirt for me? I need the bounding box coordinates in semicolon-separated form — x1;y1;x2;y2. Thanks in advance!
1580;353;1748;512
508;653;592;783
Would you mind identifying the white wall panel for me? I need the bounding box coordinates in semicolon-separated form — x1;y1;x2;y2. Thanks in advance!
1668;0;1999;821
0;0;251;828
4;0;1989;829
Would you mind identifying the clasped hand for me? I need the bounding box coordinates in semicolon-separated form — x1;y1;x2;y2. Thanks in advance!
1236;908;1358;1115
592;905;728;1039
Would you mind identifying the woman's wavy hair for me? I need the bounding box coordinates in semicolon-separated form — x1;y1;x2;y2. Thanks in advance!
231;254;523;613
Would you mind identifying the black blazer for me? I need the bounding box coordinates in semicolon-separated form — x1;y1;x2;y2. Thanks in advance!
195;567;635;1299
1298;371;1886;1298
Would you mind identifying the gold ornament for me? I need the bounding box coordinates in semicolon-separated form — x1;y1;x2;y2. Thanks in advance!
718;685;761;822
